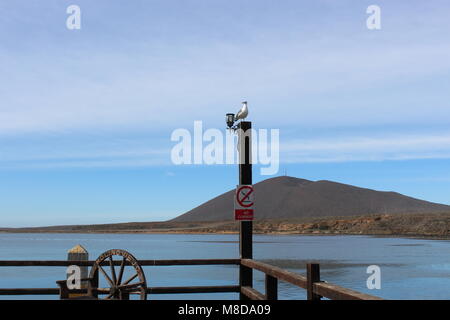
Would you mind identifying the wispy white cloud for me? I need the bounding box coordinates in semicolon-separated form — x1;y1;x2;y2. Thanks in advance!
1;157;169;170
2;130;450;169
0;1;450;135
0;133;172;169
282;132;450;163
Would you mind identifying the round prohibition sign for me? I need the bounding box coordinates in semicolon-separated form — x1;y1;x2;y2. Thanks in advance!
237;186;254;208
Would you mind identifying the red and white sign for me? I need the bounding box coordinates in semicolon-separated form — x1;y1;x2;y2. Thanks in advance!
234;185;254;220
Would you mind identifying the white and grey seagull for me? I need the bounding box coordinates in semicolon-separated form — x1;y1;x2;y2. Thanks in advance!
235;101;248;121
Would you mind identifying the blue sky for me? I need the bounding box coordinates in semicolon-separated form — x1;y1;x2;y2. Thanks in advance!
1;0;450;227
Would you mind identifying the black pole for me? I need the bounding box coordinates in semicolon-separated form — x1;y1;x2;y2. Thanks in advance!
238;121;253;299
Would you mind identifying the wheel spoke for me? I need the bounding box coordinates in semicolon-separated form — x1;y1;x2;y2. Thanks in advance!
98;265;115;287
109;256;117;285
116;257;126;286
121;273;139;286
119;281;145;290
105;293;114;300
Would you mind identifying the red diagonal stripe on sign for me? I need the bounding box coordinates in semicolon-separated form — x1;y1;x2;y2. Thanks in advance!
237;186;253;207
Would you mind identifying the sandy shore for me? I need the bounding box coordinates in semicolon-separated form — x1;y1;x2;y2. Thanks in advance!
2;212;450;239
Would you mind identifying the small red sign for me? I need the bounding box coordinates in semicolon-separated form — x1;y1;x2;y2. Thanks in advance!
235;209;254;220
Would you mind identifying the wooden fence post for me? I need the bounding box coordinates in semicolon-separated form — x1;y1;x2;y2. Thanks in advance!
265;274;278;300
307;263;321;300
89;268;99;298
67;244;88;298
56;280;69;299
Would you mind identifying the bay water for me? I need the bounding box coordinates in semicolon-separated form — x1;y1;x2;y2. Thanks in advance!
1;233;450;300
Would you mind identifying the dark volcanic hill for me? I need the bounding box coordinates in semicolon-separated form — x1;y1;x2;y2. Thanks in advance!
172;176;450;222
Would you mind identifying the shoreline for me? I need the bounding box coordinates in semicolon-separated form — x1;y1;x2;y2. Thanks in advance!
2;212;450;240
1;229;450;241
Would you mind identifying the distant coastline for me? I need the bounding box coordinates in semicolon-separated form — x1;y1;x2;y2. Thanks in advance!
2;212;450;240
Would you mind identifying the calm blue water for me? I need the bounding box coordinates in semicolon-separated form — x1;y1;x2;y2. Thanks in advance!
1;233;450;300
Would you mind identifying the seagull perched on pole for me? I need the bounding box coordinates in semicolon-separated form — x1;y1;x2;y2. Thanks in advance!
235;101;248;121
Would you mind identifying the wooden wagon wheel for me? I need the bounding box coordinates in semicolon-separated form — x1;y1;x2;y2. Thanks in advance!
89;249;147;300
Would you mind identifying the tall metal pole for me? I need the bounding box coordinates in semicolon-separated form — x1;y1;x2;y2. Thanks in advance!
238;121;253;299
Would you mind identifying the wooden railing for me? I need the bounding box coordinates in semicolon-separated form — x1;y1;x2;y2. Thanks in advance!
0;259;240;296
240;259;383;300
0;259;382;300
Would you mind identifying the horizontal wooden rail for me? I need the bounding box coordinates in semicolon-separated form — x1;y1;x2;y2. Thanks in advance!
241;286;265;300
0;285;240;296
241;259;307;289
0;259;240;267
149;285;240;294
0;288;60;295
313;282;383;300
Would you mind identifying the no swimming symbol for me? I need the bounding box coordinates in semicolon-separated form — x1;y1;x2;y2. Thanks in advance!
237;186;254;208
235;185;254;221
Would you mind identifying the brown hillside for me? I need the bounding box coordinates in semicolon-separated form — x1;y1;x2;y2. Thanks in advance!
172;176;450;222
